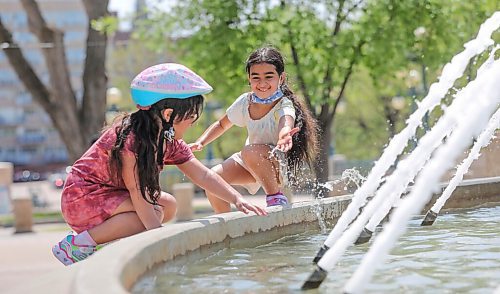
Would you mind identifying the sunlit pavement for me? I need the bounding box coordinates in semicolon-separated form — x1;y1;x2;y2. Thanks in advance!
0;223;70;292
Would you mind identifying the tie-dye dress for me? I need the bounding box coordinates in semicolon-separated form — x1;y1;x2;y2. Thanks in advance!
61;126;194;233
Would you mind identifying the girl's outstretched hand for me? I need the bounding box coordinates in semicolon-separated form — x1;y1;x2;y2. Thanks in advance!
189;142;204;152
234;197;268;216
276;127;300;152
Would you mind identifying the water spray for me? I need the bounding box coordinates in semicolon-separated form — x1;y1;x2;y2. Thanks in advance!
304;12;500;290
309;13;499;269
422;106;500;226
344;59;500;294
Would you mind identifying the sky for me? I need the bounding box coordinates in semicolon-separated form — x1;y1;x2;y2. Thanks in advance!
108;0;136;18
108;0;136;29
108;0;175;30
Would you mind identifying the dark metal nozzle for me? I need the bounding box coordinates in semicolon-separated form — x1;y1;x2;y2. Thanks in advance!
301;266;328;290
421;210;438;226
312;244;330;264
354;228;373;245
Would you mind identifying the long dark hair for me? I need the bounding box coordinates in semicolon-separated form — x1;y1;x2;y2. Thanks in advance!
245;46;319;182
109;96;204;205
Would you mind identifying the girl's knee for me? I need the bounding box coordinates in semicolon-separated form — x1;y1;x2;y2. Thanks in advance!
159;192;176;205
159;192;177;222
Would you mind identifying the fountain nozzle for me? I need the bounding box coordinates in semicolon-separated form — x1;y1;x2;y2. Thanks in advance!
421;210;438;226
312;244;330;264
301;266;328;290
354;228;373;245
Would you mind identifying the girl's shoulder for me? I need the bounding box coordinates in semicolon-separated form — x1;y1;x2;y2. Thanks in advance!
227;92;250;109
274;96;296;119
278;96;296;111
235;92;251;104
228;92;251;111
104;124;137;155
95;126;117;146
226;92;251;126
280;96;294;107
163;139;194;165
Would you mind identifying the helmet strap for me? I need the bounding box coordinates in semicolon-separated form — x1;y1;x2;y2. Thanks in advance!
164;110;176;142
157;111;176;166
164;127;175;142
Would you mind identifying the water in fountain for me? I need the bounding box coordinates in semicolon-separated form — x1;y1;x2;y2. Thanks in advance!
309;12;500;267
268;147;367;234
268;146;332;232
134;205;500;293
343;56;500;294
364;46;499;231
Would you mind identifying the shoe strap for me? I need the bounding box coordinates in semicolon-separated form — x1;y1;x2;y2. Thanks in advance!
266;193;288;206
68;235;96;253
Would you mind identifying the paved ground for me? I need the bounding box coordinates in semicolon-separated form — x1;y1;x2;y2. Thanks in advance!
0;223;70;292
1;180;314;293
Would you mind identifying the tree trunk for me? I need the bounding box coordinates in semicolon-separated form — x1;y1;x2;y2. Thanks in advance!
1;0;109;162
80;0;109;142
313;116;332;198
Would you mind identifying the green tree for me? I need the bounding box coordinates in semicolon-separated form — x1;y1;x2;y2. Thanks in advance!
0;0;109;161
138;0;498;187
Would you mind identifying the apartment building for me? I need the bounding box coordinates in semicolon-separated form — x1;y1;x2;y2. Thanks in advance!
0;0;87;171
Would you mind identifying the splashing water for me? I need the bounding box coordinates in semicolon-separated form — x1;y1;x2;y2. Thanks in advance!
268;146;281;160
268;146;331;233
302;11;500;293
312;168;367;234
315;11;500;256
430;107;500;214
362;45;500;233
344;57;500;294
318;168;367;195
317;52;500;276
428;45;500;215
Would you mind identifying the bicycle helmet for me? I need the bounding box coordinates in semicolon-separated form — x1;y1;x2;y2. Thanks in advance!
131;63;213;107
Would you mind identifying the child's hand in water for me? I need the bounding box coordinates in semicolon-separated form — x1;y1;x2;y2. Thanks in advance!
276;127;300;152
189;142;204;152
234;197;268;216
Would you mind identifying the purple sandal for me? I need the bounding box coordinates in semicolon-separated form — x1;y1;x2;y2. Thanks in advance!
266;192;289;207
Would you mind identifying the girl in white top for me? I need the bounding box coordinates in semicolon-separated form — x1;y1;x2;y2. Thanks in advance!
191;47;319;212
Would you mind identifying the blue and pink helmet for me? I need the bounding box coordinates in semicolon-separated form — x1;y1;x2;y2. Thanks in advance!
130;63;213;108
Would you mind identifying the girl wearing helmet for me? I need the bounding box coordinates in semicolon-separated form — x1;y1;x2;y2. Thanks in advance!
52;63;267;266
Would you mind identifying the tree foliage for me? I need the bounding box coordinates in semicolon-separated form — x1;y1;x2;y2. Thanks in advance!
137;0;498;180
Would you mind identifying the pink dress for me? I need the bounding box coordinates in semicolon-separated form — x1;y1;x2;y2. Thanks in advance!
61;127;194;233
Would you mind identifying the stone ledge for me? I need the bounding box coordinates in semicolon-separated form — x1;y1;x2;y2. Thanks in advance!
75;196;351;293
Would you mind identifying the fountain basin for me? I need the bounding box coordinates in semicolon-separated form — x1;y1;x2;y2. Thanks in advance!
134;205;500;293
16;176;500;293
